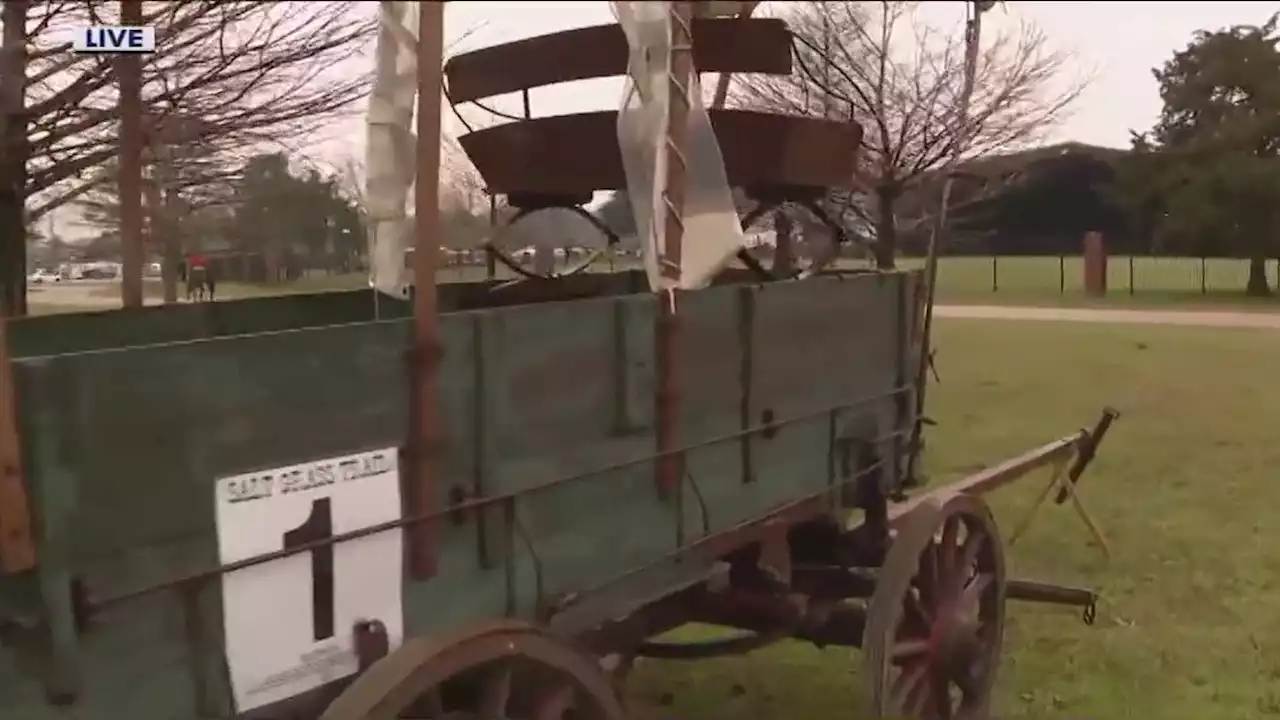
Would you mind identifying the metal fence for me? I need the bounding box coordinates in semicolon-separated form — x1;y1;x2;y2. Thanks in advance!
897;255;1280;300
429;252;1280;301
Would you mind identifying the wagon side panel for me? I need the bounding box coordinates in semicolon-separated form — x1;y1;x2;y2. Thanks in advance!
0;316;511;718
679;275;913;536
467;293;696;618
666;284;748;535
751;275;911;504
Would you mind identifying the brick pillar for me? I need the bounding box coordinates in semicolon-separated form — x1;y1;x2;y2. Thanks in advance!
1083;231;1107;296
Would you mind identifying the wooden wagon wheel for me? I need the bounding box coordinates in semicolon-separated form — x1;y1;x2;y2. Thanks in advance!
734;198;854;281
862;493;1007;719
484;205;621;285
321;620;627;720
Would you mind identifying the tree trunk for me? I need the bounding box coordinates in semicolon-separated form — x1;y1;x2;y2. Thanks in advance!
872;188;899;269
0;192;26;317
264;241;282;283
117;0;145;308
1246;253;1271;297
0;0;29;317
161;189;181;303
145;177;179;303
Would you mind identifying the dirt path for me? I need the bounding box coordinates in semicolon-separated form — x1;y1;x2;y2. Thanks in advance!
935;304;1280;330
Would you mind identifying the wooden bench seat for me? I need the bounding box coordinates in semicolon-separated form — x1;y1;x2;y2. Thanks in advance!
444;17;864;205
458;109;863;198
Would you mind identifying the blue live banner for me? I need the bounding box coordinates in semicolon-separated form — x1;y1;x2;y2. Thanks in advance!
72;26;156;55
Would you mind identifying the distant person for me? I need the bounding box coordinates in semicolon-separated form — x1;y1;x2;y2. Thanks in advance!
186;253;210;302
205;263;217;301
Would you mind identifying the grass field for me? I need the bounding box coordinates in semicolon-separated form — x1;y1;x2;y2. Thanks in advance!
627;319;1280;719
26;255;1280;316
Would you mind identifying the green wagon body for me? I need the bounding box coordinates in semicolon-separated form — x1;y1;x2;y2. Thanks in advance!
0;270;920;718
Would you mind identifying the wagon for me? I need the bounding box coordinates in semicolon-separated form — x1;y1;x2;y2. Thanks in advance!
0;3;1117;719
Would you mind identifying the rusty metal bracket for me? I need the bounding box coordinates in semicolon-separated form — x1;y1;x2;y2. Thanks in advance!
1005;406;1120;561
1054;406;1120;504
1005;578;1099;626
0;320;35;574
1006;429;1113;562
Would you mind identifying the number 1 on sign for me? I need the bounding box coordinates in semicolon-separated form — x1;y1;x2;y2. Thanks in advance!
282;498;335;642
215;448;405;713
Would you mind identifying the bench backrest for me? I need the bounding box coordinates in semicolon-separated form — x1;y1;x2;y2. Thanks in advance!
444;18;793;107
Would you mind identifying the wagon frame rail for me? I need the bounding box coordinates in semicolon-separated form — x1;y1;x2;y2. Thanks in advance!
63;395;1108;642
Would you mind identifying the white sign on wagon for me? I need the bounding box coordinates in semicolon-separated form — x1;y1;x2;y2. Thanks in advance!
214;447;405;712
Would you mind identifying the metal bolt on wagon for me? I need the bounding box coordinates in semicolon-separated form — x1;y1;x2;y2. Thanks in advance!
0;2;1118;719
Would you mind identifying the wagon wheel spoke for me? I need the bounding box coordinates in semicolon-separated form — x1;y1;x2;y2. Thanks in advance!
951;661;984;701
423;689;446;717
960;572;994;612
891;662;932;714
917;543;940;605
532;683;576;720
905;587;934;626
322;624;624;720
891;637;931;664
954;529;986;584
478;663;514;717
936;516;961;596
930;670;954;720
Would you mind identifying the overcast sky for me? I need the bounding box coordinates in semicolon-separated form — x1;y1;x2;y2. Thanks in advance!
324;0;1279;159
55;1;1280;238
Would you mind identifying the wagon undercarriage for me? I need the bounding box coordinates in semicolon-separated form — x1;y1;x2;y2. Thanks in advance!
314;418;1115;720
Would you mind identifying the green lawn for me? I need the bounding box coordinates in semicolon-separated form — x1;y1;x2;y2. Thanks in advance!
628;319;1280;719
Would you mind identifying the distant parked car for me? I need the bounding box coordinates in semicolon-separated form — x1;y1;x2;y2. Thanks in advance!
80;266;118;280
26;269;60;284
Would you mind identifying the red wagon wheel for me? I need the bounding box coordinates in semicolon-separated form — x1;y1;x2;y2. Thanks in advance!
862;493;1007;719
321;620;627;720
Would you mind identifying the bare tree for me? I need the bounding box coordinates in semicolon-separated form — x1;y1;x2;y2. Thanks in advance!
0;1;375;314
734;1;1085;266
75;125;242;302
440;134;488;216
336;132;488;233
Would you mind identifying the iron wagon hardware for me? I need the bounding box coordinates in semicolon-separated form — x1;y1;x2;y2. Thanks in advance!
1007;406;1118;562
1054;405;1121;504
79;396;911;616
1005;579;1100;626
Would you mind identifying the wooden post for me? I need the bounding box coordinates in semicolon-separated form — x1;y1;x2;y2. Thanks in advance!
406;0;445;580
654;1;696;503
906;0;988;485
0;322;33;573
118;0;145;308
0;0;30;318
